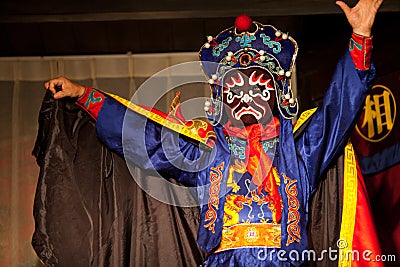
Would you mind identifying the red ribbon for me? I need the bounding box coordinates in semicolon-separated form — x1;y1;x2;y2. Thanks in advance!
224;118;282;223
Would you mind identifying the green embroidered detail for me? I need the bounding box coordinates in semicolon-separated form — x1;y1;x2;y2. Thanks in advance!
235;34;256;48
260;34;281;54
212;37;233;57
261;138;279;151
228;143;246;160
85;90;103;108
349;38;363;51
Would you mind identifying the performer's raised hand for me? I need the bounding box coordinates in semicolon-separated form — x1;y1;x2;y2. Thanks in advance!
336;0;383;37
44;76;85;99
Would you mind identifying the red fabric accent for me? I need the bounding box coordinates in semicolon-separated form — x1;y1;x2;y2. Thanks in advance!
167;92;187;123
223;117;280;140
235;14;252;32
210;40;218;47
352;160;384;266
223;118;282;222
364;164;400;261
349;33;373;70
172;104;186;122
75;86;105;120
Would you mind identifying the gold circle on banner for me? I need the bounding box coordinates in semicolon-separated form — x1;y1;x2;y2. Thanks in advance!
355;84;396;142
244;227;259;242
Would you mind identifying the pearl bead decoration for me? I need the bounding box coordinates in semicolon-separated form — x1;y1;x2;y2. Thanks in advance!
204;100;211;112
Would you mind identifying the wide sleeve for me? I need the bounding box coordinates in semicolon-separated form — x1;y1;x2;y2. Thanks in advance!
296;47;375;192
76;87;207;187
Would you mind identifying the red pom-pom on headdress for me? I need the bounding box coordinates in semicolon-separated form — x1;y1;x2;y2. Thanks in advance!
235;14;253;32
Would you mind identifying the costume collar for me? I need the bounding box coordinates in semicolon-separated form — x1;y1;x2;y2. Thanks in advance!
222;117;280;141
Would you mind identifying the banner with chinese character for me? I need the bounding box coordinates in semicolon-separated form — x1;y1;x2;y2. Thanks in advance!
351;70;400;262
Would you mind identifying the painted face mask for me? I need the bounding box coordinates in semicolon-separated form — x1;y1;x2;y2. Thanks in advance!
199;15;299;126
222;67;276;126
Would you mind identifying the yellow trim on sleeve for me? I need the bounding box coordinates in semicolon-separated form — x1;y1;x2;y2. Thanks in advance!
293;108;317;133
106;93;215;148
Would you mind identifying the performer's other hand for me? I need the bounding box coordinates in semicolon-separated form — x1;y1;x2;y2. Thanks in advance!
44;76;86;99
336;0;383;37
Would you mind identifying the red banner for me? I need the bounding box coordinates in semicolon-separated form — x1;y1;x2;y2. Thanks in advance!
351;70;400;261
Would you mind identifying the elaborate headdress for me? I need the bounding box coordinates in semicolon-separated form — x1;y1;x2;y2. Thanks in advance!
199;14;299;125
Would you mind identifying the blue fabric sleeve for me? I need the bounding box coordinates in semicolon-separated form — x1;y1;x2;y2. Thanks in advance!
95;97;203;187
296;52;376;191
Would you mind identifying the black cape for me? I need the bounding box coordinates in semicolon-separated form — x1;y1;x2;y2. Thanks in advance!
32;92;204;267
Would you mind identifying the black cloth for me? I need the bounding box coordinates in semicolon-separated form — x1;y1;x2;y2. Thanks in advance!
306;157;343;267
32;92;204;267
295;113;343;267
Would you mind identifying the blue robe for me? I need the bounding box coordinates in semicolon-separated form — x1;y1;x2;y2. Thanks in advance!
94;52;375;266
